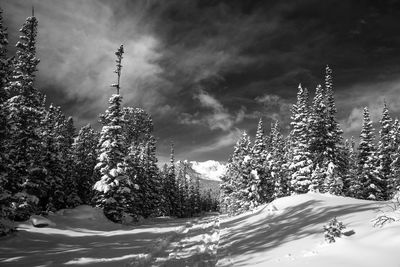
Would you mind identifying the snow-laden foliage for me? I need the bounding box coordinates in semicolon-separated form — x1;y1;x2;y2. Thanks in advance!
289;84;313;193
324;217;346;243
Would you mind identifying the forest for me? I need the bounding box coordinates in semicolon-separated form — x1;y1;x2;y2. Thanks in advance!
0;10;217;233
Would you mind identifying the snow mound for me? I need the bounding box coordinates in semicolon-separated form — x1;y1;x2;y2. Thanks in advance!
30;215;56;228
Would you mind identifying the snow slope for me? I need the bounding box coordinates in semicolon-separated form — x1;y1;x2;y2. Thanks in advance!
217;193;400;267
0;205;196;267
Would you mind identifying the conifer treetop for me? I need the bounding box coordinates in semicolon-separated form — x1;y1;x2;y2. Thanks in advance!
111;44;124;94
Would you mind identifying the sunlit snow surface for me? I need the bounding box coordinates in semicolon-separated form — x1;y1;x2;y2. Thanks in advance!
1;194;400;266
217;193;400;267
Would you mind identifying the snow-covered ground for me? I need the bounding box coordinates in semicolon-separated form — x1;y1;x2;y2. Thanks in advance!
1;194;400;267
0;206;197;267
217;193;400;267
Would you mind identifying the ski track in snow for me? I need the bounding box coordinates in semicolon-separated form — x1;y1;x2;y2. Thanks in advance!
150;215;220;267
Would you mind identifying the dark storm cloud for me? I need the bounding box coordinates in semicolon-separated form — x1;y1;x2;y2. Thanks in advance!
2;0;400;163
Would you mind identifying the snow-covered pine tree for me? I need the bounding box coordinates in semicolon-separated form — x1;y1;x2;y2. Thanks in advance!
270;120;289;198
0;8;10;102
71;124;99;204
309;84;328;168
324;66;344;166
220;131;252;214
0;8;11;220
3;13;45;219
389;119;400;196
164;142;178;216
239;152;260;211
289;84;313;193
41;104;68;211
251;118;269;202
251;118;265;174
357;107;382;200
139;135;161;217
323;162;343;195
93;45;132;222
377;102;393;200
344;137;361;197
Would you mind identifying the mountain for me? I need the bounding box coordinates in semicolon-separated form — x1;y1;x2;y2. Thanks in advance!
176;160;226;198
189;160;227;181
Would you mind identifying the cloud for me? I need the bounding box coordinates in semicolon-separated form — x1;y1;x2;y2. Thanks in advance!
187;128;242;156
179;89;254;131
255;93;292;123
3;0;167;127
339;78;400;134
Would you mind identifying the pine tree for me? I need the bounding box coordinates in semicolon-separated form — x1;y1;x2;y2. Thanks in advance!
324;66;344;166
0;8;11;102
138;135;161;217
289;84;313;193
71;124;99;204
252;118;266;171
377;102;393;200
93;45;131;222
309;84;328;167
164;142;178;216
344;137;361;197
3;13;45;219
357;107;382;200
270;121;288;198
389;119;400;196
323;162;343;195
220;131;252;214
0;8;11;219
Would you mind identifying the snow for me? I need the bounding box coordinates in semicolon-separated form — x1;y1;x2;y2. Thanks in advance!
190;160;227;181
0;205;197;267
2;194;400;266
217;193;400;267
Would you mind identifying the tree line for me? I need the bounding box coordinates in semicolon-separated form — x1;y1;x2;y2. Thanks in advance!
0;9;214;226
220;66;400;215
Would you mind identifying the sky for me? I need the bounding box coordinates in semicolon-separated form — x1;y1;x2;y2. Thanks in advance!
2;0;400;164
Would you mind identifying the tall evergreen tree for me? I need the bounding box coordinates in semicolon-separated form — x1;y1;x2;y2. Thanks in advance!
270;120;289;198
357;107;382;200
344;137;361;197
324;66;343;165
93;45;131;222
3;13;45;219
220;131;251;214
0;8;11;220
389;119;400;196
309;84;328;167
164;142;178;216
289;84;313;193
377;102;393;200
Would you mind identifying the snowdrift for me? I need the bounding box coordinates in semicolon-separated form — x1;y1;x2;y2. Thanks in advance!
217;193;400;267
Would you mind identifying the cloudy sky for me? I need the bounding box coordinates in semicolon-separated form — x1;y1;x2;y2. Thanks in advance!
2;0;400;164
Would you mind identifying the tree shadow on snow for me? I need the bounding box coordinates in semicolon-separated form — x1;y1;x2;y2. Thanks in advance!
218;199;377;266
0;218;194;267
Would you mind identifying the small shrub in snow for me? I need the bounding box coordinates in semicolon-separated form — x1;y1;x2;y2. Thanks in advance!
324;217;346;243
372;195;400;227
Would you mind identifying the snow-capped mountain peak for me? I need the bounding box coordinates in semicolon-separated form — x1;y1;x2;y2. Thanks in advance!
189;160;226;181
